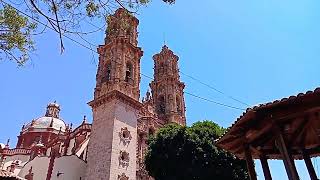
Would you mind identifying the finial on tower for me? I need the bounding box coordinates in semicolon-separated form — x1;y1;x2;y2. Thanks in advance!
31;119;35;126
49;117;54;127
5;138;10;149
58;127;62;135
82;115;87;124
146;90;151;100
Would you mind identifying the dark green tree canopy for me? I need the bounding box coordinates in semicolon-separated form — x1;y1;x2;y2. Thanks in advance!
145;121;249;180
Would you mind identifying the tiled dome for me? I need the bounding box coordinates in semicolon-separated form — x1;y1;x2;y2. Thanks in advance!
24;116;66;132
22;101;66;133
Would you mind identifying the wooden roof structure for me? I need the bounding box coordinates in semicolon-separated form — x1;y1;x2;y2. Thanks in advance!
216;87;320;180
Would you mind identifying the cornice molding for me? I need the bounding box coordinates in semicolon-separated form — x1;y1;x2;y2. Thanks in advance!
88;90;142;110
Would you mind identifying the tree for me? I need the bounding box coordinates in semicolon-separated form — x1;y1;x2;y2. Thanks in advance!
0;0;176;66
145;121;249;180
0;4;36;66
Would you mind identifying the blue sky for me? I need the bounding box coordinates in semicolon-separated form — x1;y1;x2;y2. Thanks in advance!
1;0;320;179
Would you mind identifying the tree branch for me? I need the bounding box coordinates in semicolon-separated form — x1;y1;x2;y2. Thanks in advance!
51;0;64;53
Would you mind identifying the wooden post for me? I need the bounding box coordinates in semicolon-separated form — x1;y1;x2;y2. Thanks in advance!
302;149;318;180
244;145;257;180
276;132;299;180
260;154;272;180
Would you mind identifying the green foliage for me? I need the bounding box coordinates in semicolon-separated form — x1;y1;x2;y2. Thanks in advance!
139;0;151;5
0;5;36;65
145;121;249;180
163;0;176;4
86;2;100;17
0;0;175;66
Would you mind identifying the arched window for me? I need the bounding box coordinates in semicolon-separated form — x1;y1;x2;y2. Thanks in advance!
158;96;165;114
106;63;111;81
149;128;155;136
159;62;164;73
125;63;133;83
176;96;182;114
34;136;40;143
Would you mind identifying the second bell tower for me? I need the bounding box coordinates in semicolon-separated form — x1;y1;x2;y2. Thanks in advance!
150;45;186;125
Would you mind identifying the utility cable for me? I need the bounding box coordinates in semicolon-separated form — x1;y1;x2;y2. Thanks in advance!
179;71;249;106
141;74;245;111
5;1;246;112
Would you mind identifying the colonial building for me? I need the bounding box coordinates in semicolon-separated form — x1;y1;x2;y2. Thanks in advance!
0;8;186;180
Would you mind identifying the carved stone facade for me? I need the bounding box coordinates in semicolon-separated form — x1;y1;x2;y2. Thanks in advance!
95;8;142;101
150;45;186;125
0;8;186;180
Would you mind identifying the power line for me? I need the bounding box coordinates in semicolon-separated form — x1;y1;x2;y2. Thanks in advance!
179;71;249;106
5;1;246;112
142;74;245;111
4;1;156;78
184;92;245;111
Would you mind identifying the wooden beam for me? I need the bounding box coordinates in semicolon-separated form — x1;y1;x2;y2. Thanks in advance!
247;123;273;144
244;145;257;180
302;149;318;180
294;114;318;148
251;132;275;148
276;132;300;180
287;116;310;147
260;154;272;180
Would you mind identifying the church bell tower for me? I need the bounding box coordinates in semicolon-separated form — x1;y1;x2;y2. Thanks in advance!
86;8;143;180
150;45;186;125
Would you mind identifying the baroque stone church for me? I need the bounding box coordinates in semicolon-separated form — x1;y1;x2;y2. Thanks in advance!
0;8;186;180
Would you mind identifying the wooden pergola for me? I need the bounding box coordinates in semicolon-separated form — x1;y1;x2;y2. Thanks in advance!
216;88;320;180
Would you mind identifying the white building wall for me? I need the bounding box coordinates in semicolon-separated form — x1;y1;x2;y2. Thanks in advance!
67;138;76;155
2;154;30;175
47;147;52;156
51;155;87;180
17;155;86;180
18;156;50;180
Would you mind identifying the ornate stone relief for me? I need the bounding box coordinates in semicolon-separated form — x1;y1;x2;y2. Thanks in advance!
118;173;129;180
119;151;130;167
119;127;132;145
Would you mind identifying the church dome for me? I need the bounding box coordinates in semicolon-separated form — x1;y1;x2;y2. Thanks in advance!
22;102;66;133
24;116;66;132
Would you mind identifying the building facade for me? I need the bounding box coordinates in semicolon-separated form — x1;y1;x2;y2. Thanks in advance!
0;8;186;180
